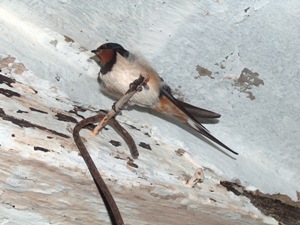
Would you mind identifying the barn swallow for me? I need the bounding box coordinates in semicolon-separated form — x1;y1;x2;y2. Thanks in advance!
92;43;238;155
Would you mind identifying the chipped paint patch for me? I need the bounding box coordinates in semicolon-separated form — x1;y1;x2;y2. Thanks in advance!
233;68;264;100
49;39;58;47
0;56;28;75
64;35;75;43
195;65;214;79
0;107;70;139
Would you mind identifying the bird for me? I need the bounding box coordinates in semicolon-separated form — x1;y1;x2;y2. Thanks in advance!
91;43;238;155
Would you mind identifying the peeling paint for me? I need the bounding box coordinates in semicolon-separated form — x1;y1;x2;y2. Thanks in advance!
233;68;264;100
0;108;70;139
139;142;152;150
64;35;75;43
195;65;214;79
0;88;21;98
109;140;122;147
55;112;78;123
29;107;48;114
34;146;51;152
1;0;299;223
49;39;58;47
0;74;16;87
0;56;28;75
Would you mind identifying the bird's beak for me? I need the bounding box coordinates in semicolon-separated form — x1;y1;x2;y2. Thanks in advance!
91;49;98;54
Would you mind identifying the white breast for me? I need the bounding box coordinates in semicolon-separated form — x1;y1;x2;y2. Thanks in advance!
99;53;162;108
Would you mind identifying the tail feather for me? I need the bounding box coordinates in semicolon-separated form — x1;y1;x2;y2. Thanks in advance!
160;87;210;133
160;87;237;155
176;99;221;118
194;123;238;155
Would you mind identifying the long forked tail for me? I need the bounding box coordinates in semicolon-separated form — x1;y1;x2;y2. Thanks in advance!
194;123;238;155
160;87;238;155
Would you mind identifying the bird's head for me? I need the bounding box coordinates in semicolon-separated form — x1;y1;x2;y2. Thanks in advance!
91;43;129;70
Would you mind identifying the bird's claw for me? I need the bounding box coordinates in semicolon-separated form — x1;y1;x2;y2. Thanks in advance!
128;74;149;93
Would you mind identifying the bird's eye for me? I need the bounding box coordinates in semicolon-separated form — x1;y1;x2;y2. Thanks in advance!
106;44;111;48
